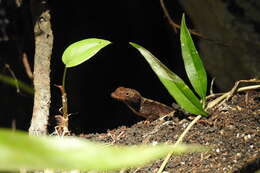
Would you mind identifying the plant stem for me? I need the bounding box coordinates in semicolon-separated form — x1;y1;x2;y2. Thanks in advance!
62;67;68;90
54;84;69;136
53;67;70;136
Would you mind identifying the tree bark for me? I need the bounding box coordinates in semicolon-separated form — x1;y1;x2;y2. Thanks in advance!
29;0;53;136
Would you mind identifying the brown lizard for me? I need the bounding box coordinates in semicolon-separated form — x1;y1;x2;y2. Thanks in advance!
111;87;175;121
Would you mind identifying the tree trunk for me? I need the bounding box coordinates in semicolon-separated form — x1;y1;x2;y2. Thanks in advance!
29;0;53;136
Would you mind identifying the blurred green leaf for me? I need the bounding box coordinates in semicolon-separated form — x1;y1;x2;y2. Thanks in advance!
180;15;207;100
0;129;207;171
0;74;33;95
62;38;111;68
130;42;207;116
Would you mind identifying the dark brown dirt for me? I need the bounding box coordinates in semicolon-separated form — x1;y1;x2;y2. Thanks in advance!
81;90;260;173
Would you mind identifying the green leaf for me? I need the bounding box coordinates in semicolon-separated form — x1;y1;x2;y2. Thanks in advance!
180;14;207;100
0;73;34;95
0;129;207;171
62;38;111;68
130;42;207;116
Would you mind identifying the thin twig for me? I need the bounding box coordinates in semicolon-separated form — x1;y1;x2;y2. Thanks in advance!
210;77;216;95
237;84;260;92
206;93;224;100
160;0;177;33
4;63;20;93
245;91;249;106
157;115;202;173
160;0;204;37
206;81;260;110
159;0;230;47
226;79;260;100
22;52;33;80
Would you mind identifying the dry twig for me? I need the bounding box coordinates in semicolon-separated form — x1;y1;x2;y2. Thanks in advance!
22;52;33;80
160;0;204;37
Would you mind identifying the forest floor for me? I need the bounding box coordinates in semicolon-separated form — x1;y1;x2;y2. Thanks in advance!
82;90;260;173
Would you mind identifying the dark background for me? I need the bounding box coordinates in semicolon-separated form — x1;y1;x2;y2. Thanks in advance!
1;0;259;134
50;0;188;133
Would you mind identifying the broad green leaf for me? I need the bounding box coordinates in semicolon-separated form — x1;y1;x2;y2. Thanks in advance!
0;129;207;171
180;15;207;100
62;38;111;67
130;42;207;116
0;73;34;95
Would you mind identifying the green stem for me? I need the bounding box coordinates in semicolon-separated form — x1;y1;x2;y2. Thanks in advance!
62;67;67;90
202;98;206;110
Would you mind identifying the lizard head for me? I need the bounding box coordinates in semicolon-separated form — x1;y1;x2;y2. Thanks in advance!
111;87;142;105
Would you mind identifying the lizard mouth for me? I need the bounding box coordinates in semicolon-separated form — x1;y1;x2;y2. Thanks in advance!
110;92;122;100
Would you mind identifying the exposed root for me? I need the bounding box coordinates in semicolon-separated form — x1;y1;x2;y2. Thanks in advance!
206;79;260;110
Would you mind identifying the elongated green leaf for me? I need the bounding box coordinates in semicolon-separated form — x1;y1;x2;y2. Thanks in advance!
180;15;207;100
0;129;207;171
130;42;207;116
62;38;111;68
0;73;34;95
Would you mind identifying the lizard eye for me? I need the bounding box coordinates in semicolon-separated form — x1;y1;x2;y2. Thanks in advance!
125;92;129;96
